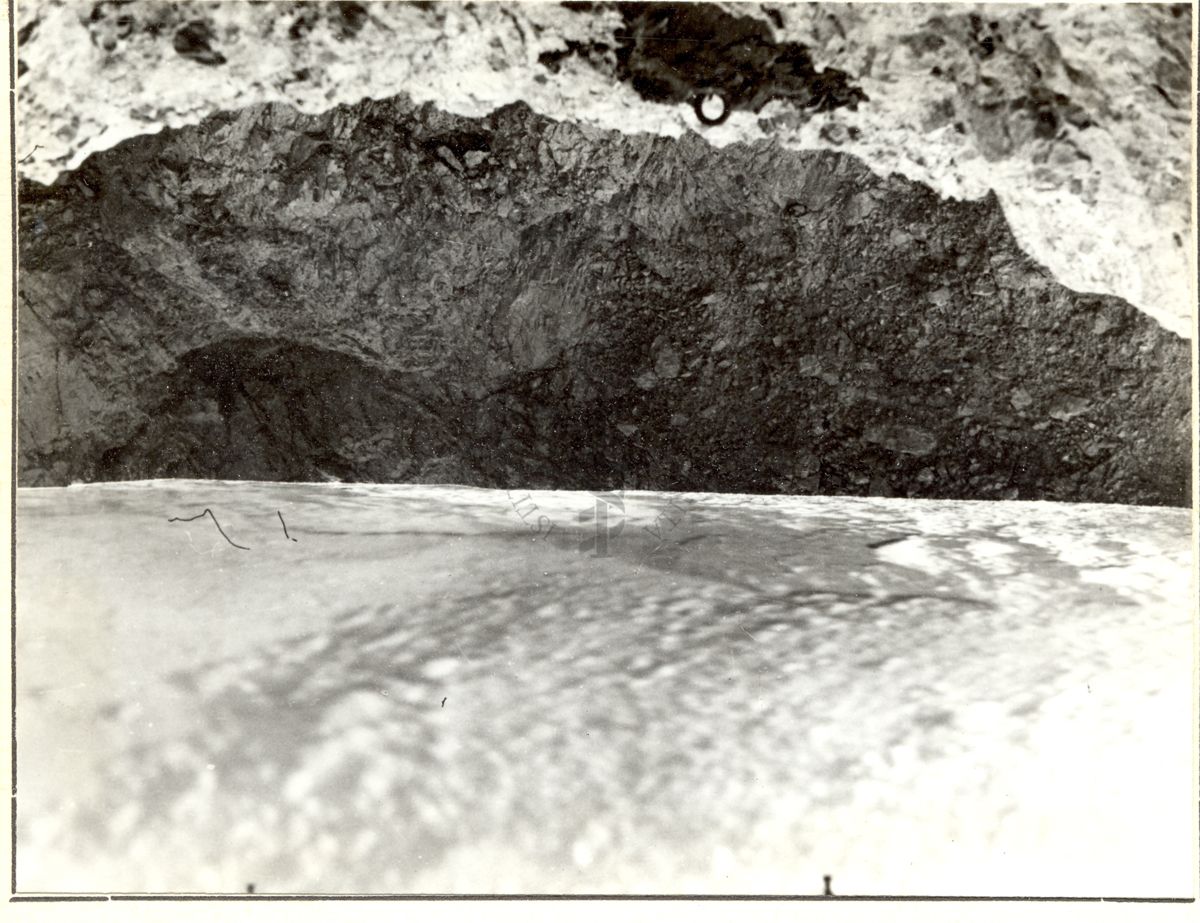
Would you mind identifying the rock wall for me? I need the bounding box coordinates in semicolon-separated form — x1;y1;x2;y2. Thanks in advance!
18;95;1190;504
15;1;1195;336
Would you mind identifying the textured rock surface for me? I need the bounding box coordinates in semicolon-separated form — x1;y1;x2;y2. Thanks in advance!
15;1;1194;335
17;95;1190;503
16;483;1194;893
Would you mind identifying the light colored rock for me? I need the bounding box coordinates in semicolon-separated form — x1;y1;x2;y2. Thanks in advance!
864;422;939;457
653;345;682;380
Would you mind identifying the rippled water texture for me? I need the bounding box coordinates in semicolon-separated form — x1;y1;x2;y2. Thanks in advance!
15;482;1194;895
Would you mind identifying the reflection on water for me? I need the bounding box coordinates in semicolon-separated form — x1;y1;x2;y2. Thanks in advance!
15;481;1193;895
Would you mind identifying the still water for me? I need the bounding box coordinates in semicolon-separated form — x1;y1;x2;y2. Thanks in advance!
14;481;1193;895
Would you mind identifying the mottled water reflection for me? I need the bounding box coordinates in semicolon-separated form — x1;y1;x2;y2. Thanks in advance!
15;482;1193;895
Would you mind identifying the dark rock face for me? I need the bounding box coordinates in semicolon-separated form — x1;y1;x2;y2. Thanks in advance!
548;2;868;124
17;95;1190;503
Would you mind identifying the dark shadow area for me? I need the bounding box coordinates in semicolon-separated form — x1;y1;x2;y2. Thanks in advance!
546;2;867;125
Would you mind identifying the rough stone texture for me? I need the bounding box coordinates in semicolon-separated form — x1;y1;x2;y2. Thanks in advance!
16;1;1194;336
17;95;1190;504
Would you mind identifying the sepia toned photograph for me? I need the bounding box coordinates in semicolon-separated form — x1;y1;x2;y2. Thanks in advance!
8;0;1196;901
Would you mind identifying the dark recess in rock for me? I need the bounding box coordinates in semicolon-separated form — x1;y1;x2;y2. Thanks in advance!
334;1;370;39
288;9;317;41
551;2;867;125
173;20;226;66
95;338;466;484
538;39;613;75
17;17;39;46
16;94;1190;505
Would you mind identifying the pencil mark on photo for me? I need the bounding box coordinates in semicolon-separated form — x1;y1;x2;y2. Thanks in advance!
277;510;298;542
167;508;250;551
